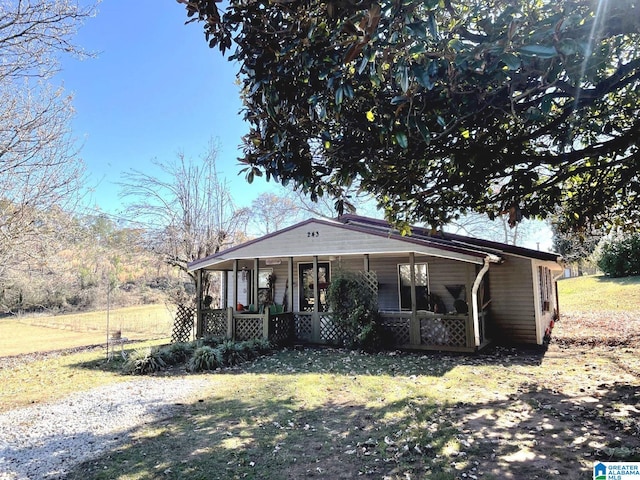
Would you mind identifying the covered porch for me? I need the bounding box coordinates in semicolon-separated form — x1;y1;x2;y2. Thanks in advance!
193;249;495;353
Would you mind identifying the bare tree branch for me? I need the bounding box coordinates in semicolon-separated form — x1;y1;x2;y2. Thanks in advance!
119;140;250;296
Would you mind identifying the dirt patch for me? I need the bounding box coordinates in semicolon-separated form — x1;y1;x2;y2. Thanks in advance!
433;312;640;480
555;310;640;348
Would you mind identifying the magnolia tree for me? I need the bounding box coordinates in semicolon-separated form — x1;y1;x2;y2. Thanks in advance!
181;0;640;233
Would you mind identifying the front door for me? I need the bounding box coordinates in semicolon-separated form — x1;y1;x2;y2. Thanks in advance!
298;262;330;312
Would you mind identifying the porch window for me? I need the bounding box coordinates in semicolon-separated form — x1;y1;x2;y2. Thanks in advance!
299;262;330;312
538;266;553;312
398;263;430;310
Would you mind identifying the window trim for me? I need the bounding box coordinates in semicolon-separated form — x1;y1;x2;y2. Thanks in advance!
538;266;553;312
397;262;430;311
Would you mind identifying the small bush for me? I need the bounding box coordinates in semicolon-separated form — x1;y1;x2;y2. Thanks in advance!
199;335;227;348
246;337;272;355
164;342;195;365
188;345;221;372
597;233;640;277
326;270;383;352
217;340;248;366
123;347;167;375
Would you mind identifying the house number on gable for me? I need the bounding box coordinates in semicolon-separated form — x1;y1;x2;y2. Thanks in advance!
307;231;320;238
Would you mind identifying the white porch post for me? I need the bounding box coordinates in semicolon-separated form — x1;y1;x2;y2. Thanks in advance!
313;256;319;313
409;252;420;345
253;258;259;306
287;257;294;312
312;256;320;342
222;270;228;308
233;260;238;310
195;268;203;338
363;254;370;272
471;257;491;347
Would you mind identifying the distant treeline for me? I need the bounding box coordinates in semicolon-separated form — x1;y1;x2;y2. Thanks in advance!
0;209;187;314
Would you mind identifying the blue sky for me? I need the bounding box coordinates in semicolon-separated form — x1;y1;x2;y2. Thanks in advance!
59;0;271;215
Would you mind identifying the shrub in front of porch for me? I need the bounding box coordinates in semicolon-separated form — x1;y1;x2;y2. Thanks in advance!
122;338;273;374
326;270;386;352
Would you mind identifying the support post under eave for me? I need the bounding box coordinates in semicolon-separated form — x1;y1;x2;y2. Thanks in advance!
409;252;417;314
196;269;203;338
471;257;491;347
312;256;320;343
223;270;229;308
287;257;293;312
233;260;238;311
313;256;319;313
409;252;420;345
253;258;260;307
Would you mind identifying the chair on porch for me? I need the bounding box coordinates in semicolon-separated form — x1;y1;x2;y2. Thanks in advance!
268;304;284;315
454;299;469;314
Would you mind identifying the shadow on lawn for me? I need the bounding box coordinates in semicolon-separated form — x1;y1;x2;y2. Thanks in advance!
54;381;640;480
595;275;640;285
69;343;548;380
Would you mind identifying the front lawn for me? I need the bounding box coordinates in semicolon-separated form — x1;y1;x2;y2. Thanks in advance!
63;334;639;480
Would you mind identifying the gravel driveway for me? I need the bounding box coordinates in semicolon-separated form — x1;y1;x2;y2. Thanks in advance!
0;376;210;480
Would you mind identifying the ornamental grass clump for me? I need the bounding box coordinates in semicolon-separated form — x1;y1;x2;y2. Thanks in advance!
121;338;273;375
247;337;272;355
199;335;226;348
217;340;249;366
187;345;221;372
164;342;195;365
123;347;167;375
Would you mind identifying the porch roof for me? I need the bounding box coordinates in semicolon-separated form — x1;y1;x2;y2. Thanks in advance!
339;215;563;263
188;215;514;272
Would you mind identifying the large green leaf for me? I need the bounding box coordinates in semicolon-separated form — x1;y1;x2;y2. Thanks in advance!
518;45;558;58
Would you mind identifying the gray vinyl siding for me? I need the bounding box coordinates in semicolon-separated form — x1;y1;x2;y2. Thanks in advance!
270;264;290;308
489;255;537;344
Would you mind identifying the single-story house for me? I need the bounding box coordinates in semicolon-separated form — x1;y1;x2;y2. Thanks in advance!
187;214;563;352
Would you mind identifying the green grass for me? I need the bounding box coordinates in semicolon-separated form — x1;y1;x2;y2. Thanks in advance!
60;346;640;480
0;338;168;411
16;303;175;337
557;274;640;312
3;277;640;479
0;321;110;357
1;304;175;357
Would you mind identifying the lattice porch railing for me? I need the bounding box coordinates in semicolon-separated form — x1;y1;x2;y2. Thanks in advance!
292;312;353;345
319;313;353;345
269;313;294;345
379;312;411;346
171;304;195;343
195;308;478;351
234;314;265;341
380;311;474;351
202;309;227;337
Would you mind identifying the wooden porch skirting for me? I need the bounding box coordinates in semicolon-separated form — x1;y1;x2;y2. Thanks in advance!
200;308;490;352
